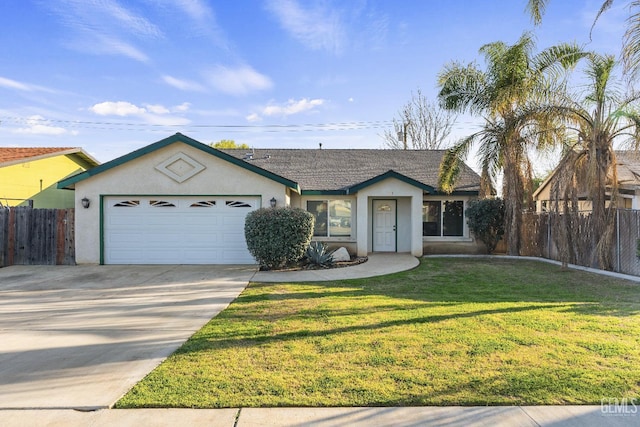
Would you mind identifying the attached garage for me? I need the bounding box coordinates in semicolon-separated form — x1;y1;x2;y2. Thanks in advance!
103;196;259;264
58;133;300;265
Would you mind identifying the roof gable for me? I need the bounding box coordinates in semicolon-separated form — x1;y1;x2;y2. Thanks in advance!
221;148;480;194
0;147;99;169
346;170;436;194
57;133;300;191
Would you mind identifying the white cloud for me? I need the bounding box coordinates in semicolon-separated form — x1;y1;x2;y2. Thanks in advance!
145;104;170;114
205;65;273;96
265;0;346;54
0;76;57;93
88;100;191;126
248;98;325;121
12;115;77;135
90;101;146;116
162;75;205;92
172;102;191;112
262;98;324;116
246;113;262;122
46;0;161;62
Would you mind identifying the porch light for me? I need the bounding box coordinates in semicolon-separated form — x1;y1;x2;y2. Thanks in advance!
270;197;277;208
81;197;90;209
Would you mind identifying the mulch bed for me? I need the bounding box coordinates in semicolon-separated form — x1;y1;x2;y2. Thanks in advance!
261;256;368;272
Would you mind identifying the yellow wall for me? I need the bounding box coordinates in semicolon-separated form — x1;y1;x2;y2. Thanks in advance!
0;155;84;208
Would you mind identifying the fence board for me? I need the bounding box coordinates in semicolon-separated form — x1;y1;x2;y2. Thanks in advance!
0;207;75;266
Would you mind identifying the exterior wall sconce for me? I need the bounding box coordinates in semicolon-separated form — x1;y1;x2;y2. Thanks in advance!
81;197;90;209
270;197;277;208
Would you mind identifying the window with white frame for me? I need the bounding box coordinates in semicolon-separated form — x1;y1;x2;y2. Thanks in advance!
423;200;464;237
306;200;352;237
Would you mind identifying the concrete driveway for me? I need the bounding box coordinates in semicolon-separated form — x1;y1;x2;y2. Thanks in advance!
0;264;255;410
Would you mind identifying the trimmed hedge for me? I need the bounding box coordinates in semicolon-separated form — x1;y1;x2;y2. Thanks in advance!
244;207;314;269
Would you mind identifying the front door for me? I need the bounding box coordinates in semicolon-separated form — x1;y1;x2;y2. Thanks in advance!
373;199;396;252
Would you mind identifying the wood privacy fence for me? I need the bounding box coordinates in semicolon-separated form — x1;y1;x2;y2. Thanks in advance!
520;209;640;276
0;207;75;266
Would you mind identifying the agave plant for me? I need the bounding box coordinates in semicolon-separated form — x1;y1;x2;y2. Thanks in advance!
305;241;334;268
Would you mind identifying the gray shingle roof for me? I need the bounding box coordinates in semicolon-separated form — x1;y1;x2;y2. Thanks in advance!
220;148;480;193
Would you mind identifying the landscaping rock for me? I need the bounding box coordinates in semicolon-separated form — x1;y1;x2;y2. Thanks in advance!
332;247;351;262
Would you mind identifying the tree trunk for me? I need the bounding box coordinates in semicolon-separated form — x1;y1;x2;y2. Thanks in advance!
503;144;523;256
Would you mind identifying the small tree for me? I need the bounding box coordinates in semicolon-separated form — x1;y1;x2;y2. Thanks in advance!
465;198;505;254
382;88;456;150
244;207;314;269
211;140;250;149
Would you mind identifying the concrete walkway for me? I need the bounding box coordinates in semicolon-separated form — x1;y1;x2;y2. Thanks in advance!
2;405;636;426
1;256;638;426
252;253;420;282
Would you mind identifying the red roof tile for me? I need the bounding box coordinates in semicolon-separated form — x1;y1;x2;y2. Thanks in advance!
0;147;77;164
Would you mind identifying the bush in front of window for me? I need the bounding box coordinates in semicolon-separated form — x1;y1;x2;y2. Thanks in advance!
245;207;314;270
465;198;505;254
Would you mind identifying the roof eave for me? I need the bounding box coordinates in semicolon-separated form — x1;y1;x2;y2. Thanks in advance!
56;133;301;193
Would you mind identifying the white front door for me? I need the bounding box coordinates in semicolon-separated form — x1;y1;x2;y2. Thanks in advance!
373;199;396;252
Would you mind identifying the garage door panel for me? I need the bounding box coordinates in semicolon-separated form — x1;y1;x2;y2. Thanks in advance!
104;196;257;264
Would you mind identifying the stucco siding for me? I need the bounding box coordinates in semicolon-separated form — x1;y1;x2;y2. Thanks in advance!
74;142;287;264
356;177;423;257
1;155;84;208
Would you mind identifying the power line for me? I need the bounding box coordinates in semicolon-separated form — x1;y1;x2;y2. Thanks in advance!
0;116;397;131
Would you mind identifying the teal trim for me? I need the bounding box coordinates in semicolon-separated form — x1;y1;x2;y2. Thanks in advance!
347;170;437;194
99;195;104;265
300;190;347;195
57;133;301;193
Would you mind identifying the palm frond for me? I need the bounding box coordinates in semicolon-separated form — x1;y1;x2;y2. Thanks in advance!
526;0;549;25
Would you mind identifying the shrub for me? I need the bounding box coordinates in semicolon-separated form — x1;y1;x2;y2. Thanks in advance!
465;198;505;254
245;207;314;269
305;242;334;268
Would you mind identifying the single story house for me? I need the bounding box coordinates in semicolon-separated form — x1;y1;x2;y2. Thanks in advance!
58;133;482;265
1;147;99;208
534;150;640;212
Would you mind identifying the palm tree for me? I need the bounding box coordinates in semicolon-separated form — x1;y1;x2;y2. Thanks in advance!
437;32;583;255
536;53;640;268
527;0;640;78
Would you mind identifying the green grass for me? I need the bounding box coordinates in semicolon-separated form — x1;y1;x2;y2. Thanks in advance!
116;258;640;408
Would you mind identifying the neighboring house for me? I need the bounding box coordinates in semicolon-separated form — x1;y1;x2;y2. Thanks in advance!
0;147;99;208
534;150;640;212
58;133;482;265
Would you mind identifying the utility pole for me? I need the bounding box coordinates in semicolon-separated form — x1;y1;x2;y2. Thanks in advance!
397;122;409;150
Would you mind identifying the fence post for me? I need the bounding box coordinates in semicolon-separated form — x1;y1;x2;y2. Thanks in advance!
617;209;621;273
547;213;551;258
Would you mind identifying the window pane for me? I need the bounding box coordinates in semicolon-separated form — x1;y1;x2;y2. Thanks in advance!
329;200;352;236
307;201;328;237
422;201;441;236
443;200;464;236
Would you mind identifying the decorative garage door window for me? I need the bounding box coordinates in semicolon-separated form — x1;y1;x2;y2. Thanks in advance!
103;196;259;264
226;200;252;208
150;200;176;207
190;200;216;207
114;200;140;207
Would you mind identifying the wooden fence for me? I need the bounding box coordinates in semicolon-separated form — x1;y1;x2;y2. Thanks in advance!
0;207;75;266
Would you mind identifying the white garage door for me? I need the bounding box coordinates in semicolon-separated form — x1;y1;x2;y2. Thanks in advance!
103;196;258;264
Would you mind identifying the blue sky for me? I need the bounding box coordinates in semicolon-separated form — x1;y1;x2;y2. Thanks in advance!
0;1;626;167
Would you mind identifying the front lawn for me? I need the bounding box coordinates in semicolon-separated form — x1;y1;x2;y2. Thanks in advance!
116;258;640;408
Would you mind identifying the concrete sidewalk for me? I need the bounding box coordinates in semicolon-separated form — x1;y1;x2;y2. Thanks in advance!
252;253;420;282
2;405;637;426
